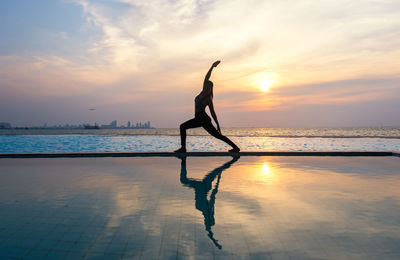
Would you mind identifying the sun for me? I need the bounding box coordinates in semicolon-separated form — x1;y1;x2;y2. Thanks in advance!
259;78;273;92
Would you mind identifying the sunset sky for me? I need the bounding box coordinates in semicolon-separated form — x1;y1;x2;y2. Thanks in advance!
1;0;400;127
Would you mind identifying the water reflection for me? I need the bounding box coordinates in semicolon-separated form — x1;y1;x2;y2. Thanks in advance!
1;157;400;259
178;155;239;249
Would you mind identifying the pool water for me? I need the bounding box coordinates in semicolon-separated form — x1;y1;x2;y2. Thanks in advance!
2;135;400;153
0;156;399;259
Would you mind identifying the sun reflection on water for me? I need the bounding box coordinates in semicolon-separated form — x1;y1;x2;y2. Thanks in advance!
262;162;269;173
257;160;278;183
2;157;400;259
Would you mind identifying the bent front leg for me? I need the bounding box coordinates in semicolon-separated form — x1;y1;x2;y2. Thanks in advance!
179;118;202;147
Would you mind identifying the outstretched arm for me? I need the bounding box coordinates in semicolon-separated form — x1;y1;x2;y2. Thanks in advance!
204;60;221;84
202;156;239;185
208;101;221;133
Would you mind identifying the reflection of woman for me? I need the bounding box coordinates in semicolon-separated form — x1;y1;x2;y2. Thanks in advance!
178;156;239;249
174;61;240;153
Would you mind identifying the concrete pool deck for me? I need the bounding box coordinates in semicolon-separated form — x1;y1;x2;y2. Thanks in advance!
1;155;400;259
0;151;399;158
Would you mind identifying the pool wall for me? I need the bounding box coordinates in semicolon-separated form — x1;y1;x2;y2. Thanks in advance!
0;151;398;158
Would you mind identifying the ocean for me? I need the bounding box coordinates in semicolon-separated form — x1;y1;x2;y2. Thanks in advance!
1;127;400;153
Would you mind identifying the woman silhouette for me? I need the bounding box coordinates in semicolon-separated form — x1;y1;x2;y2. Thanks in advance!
179;155;240;249
175;61;240;153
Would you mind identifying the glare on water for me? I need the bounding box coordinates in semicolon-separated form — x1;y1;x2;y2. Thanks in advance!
1;156;399;259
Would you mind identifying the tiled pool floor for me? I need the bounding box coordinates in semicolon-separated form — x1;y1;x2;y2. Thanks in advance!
0;156;399;259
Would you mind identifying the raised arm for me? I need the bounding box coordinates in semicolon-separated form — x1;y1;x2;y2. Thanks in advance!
204;60;221;84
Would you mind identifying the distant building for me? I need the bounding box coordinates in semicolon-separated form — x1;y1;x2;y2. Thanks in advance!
101;120;118;129
0;122;11;129
129;121;152;129
97;120;153;129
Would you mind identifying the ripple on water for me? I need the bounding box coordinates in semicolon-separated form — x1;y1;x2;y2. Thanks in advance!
1;135;400;153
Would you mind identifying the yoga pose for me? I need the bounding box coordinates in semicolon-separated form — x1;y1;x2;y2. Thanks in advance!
178;155;240;249
175;61;240;153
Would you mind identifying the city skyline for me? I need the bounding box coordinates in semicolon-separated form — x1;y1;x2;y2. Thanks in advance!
0;119;153;129
1;1;400;127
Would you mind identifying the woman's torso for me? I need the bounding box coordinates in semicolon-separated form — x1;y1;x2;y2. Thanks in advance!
195;92;211;113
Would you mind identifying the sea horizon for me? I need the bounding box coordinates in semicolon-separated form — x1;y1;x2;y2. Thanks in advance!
2;126;400;154
2;126;400;137
2;1;400;259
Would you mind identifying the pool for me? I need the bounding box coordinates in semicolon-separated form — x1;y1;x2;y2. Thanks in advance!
0;156;399;259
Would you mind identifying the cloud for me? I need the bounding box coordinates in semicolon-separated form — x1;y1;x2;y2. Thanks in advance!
216;76;400;113
1;0;400;126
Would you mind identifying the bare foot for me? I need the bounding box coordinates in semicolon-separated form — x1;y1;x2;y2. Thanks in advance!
174;147;186;153
229;147;240;153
